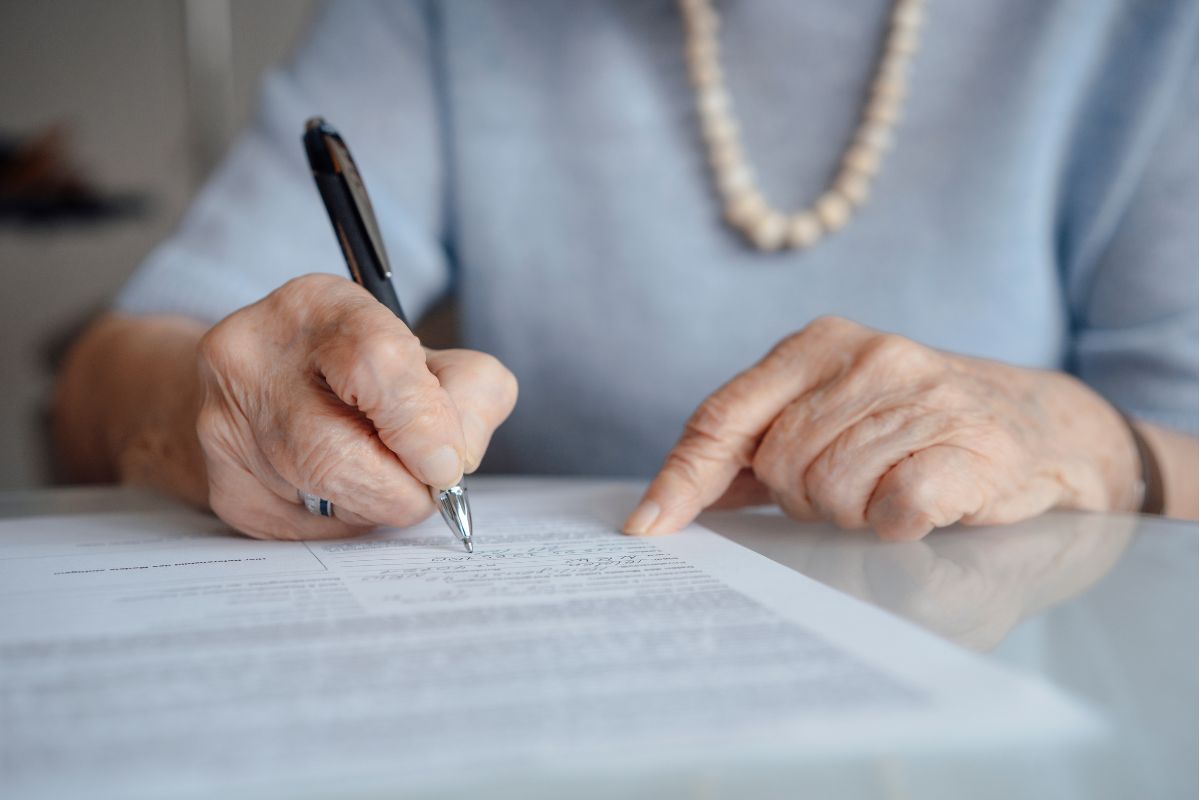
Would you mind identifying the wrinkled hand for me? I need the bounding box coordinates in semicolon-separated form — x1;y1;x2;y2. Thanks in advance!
625;316;1138;541
197;274;517;539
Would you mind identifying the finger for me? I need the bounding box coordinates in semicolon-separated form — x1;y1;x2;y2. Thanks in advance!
425;349;518;473
202;438;370;541
624;319;867;536
865;446;990;541
197;405;380;529
749;389;845;521
750;339;938;520
313;311;468;489
709;469;773;510
251;387;437;529
803;407;943;530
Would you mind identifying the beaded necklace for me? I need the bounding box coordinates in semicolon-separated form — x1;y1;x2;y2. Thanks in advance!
679;0;926;250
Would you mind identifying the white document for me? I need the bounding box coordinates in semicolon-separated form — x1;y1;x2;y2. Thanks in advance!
0;480;1099;799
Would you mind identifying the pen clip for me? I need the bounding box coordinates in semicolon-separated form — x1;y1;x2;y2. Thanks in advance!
304;118;393;281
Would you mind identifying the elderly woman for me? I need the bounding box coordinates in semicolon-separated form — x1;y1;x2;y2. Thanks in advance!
54;0;1197;541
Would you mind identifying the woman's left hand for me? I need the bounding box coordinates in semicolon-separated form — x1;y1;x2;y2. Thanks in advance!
624;316;1142;541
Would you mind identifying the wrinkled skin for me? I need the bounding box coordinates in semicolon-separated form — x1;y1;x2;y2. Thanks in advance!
197;274;517;539
625;316;1140;541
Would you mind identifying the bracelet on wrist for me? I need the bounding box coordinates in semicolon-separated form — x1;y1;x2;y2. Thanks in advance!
1121;413;1164;515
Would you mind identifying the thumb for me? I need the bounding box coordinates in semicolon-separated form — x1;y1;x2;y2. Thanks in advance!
425;348;519;473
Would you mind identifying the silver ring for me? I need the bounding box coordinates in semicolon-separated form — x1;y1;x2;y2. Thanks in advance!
298;491;335;517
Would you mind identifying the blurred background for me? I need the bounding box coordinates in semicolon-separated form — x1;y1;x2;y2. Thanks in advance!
0;0;316;489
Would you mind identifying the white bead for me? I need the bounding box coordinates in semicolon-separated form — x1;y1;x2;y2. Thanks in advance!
877;54;910;84
688;57;723;88
843;143;882;176
701;110;739;144
786;212;823;248
865;94;901;125
748;211;788;251
893;0;925;26
708;139;745;172
715;162;755;197
695;86;730;117
686;36;717;65
887;27;920;57
834;170;871;206
815;191;852;232
682;8;719;36
855;121;894;150
679;0;715;19
724;190;768;227
892;0;925;30
872;76;907;102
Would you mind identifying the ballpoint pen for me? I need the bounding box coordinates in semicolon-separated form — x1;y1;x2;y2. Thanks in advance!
302;116;474;553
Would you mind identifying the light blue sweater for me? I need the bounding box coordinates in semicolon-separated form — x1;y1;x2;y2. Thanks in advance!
118;0;1198;477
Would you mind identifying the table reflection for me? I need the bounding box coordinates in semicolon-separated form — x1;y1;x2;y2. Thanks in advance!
702;510;1137;650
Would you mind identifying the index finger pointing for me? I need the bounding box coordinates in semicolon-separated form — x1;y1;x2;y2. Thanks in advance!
624;334;829;536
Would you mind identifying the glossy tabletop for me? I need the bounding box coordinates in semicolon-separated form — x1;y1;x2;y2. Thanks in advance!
1;481;1195;799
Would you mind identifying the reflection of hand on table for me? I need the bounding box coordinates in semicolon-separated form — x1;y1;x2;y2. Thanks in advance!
702;510;1136;651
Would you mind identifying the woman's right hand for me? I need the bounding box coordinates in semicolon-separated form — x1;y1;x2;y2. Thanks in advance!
195;273;517;539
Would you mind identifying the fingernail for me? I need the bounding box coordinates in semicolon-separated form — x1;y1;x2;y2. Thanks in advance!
461;412;487;473
418;445;463;489
623;500;661;535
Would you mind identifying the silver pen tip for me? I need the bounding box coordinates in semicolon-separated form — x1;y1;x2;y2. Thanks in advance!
433;482;475;552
